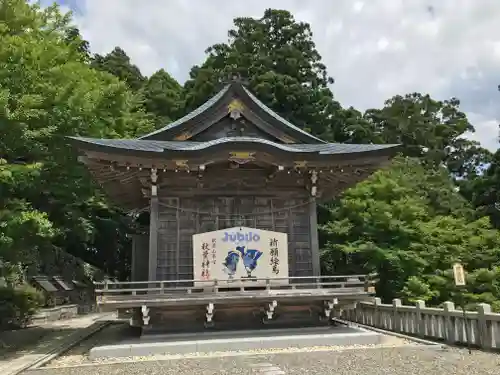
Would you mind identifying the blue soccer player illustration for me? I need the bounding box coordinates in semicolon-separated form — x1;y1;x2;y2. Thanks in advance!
222;250;240;279
236;245;263;279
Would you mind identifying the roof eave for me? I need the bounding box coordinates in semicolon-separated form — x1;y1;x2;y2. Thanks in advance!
68;137;400;165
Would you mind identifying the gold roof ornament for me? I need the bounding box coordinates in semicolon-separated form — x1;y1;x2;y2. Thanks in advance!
280;135;296;144
174;132;191;141
174;160;189;168
229;151;255;165
228;99;245;120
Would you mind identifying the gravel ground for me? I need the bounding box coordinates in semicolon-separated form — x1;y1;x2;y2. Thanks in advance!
25;346;500;375
45;322;139;367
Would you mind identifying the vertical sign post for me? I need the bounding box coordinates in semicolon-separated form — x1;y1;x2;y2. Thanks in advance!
453;263;471;354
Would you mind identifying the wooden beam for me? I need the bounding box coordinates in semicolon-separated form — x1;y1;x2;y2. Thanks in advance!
80;149;394;170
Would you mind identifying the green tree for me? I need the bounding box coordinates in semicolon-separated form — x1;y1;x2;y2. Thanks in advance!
460;149;500;228
356;93;491;176
0;161;55;267
183;9;345;141
92;47;146;91
0;0;153;277
142;68;183;125
320;157;500;304
63;26;91;61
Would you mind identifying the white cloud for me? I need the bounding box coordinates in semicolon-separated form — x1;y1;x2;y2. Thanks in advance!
466;114;498;151
70;0;499;150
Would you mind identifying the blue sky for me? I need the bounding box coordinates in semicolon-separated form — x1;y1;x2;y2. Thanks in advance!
50;0;500;151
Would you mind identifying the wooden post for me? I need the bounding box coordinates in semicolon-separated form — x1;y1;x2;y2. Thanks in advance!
148;169;159;282
453;262;471;354
131;235;137;282
309;198;320;277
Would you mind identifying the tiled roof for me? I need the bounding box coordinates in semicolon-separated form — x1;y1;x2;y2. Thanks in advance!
137;83;326;143
31;276;58;292
69;136;399;155
53;276;74;291
241;86;325;143
139;84;231;139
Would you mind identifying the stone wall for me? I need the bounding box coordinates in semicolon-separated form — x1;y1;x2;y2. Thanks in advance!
343;298;500;350
30;304;95;325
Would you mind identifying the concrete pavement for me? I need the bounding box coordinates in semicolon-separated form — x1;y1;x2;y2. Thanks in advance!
89;326;383;358
0;313;112;375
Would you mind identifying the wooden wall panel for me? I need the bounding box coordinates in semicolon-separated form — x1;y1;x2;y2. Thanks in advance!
192;117;274;141
131;235;149;281
156;195;313;281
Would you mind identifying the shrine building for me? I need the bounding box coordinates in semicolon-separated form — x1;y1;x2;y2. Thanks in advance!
68;80;399;331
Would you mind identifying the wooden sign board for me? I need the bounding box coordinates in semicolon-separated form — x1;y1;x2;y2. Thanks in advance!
192;227;289;287
453;263;466;286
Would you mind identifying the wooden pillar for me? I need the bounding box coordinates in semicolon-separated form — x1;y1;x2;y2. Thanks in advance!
309;170;320;276
148;168;159;281
131;234;137;281
309;198;320;276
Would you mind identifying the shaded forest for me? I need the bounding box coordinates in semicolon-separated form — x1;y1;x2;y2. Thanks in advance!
2;1;500;310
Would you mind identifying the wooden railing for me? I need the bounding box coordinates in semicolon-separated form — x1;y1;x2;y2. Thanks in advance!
343;298;500;350
94;275;376;299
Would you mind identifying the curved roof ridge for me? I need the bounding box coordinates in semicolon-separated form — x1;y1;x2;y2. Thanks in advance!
138;84;231;140
138;83;329;143
241;86;327;144
69;136;399;155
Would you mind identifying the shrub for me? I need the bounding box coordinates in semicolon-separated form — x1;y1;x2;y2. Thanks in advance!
0;284;44;329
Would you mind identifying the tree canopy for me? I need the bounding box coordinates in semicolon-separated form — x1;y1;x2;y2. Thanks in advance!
0;0;153;280
320;157;500;308
1;2;499;310
183;9;345;141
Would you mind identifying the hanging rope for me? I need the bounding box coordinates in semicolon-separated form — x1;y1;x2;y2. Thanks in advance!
130;198;336;218
157;198;314;217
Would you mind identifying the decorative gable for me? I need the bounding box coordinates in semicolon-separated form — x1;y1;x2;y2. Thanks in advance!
139;82;324;144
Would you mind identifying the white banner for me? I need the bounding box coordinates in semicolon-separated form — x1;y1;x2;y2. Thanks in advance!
192;227;289;286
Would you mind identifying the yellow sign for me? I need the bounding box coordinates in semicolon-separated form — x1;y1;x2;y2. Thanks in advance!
453;263;466;286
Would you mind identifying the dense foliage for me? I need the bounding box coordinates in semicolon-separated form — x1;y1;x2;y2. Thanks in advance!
0;0;153;283
0;284;44;329
1;2;499;312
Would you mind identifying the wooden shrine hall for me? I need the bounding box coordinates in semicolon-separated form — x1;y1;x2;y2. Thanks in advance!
69;80;399;332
